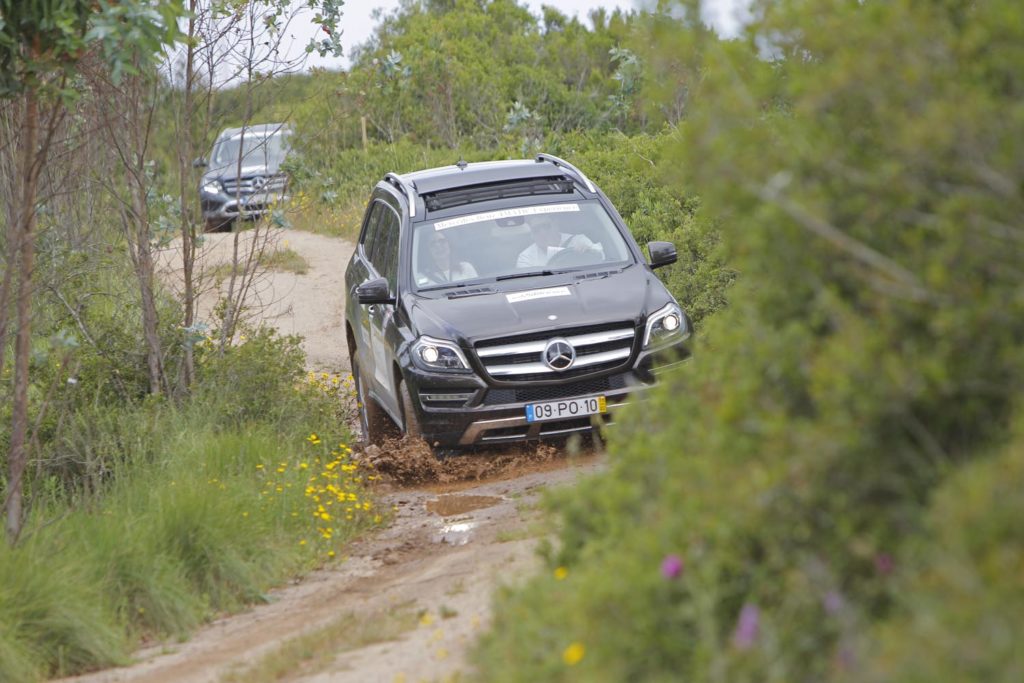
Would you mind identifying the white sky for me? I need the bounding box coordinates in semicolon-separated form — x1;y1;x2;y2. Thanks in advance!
282;0;749;72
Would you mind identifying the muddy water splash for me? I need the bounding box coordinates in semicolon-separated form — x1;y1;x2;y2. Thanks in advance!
359;438;568;487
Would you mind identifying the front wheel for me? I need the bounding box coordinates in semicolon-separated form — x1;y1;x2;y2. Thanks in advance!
351;356;397;446
398;380;422;439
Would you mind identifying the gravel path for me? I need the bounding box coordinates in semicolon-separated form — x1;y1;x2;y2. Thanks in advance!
155;227;355;372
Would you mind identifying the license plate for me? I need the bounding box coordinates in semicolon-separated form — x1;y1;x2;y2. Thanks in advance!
244;192;281;208
525;395;607;423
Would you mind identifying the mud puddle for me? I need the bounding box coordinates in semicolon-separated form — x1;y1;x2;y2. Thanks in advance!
426;494;502;516
434;520;480;545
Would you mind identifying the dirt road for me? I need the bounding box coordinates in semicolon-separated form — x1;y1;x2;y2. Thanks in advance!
69;229;597;682
155;227;354;371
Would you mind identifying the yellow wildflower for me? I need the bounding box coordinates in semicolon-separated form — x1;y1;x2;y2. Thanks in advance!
563;642;585;666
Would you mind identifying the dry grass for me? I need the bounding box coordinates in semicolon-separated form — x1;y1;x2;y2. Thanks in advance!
218;603;419;683
209;247;309;279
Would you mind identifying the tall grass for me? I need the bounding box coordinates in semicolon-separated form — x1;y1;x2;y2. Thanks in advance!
0;338;378;680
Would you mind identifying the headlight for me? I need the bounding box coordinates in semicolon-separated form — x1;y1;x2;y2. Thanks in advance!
202;181;222;195
643;302;690;349
411;336;470;372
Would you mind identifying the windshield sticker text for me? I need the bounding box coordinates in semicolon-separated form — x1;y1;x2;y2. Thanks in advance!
506;287;572;304
434;203;580;231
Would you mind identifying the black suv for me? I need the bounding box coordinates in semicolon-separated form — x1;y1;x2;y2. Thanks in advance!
195;123;291;231
344;155;690;448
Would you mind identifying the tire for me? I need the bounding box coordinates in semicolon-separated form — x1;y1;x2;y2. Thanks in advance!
398;380;422;439
351;356;397;445
204;218;231;233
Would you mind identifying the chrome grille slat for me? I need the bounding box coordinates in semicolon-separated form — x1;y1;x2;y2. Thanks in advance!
487;347;631;376
476;323;635;380
222;175;288;194
476;329;634;358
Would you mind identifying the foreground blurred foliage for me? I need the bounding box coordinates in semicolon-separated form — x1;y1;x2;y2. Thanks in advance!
474;1;1024;680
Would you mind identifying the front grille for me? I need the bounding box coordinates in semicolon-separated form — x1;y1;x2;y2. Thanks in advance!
484;374;626;404
222;174;288;195
475;322;635;382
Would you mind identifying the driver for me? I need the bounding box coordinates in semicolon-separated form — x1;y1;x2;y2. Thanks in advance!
418;231;478;285
515;214;603;268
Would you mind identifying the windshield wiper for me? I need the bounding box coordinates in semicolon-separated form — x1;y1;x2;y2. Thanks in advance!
418;280;487;293
495;269;556;281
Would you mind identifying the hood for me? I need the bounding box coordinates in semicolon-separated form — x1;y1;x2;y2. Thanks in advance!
406;265;672;345
203;162;282;183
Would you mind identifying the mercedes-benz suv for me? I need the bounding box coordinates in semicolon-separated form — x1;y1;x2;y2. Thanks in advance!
344;154;691;448
196;123;291;231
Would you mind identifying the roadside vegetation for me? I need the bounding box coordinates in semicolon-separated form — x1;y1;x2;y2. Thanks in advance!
0;0;1019;681
471;1;1024;681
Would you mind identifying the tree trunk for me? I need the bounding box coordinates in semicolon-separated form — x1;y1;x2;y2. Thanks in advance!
0;103;20;382
130;76;163;395
175;0;199;392
7;87;40;544
128;177;164;395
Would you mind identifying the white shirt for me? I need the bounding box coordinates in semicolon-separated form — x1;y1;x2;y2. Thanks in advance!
516;233;602;269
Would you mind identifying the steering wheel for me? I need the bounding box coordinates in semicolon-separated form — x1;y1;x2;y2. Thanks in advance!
546;243;599;268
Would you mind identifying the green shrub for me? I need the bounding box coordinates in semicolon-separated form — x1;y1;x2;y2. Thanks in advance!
473;1;1024;681
192;326;307;427
852;426;1024;683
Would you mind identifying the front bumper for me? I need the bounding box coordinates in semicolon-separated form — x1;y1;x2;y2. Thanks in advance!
404;346;689;447
200;191;289;222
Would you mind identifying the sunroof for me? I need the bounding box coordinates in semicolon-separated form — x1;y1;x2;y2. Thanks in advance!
423;177;574;211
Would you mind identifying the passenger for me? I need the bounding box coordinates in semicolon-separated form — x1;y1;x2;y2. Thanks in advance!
516;214;603;268
419;231;477;285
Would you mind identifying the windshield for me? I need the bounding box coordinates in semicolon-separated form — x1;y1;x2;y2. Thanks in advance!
412;201;632;290
211;131;289;172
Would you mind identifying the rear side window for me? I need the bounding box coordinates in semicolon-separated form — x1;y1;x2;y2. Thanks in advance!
360;201;385;259
370;205;401;293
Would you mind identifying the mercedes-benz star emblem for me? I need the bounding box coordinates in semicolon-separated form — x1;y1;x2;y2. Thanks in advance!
543;338;576;371
252;176;266;189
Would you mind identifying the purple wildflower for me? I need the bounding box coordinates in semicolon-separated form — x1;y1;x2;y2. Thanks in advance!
732;603;760;650
874;553;895;576
823;590;845;615
661;554;684;580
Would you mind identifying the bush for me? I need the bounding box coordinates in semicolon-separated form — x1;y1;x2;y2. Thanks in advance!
853;425;1024;683
473;2;1024;681
193;326;307;427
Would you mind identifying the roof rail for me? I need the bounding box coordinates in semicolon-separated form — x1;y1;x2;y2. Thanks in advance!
385;172;417;218
535;153;596;193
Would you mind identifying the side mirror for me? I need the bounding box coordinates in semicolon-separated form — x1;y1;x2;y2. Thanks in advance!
356;277;394;305
192;157;207;168
647;241;677;269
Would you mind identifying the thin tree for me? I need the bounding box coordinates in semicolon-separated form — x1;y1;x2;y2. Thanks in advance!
0;0;183;543
161;0;345;386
